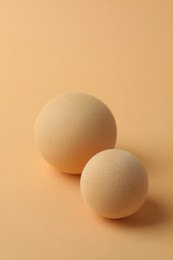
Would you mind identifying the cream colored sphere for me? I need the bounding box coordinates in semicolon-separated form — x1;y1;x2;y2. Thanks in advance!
35;93;117;174
80;149;148;219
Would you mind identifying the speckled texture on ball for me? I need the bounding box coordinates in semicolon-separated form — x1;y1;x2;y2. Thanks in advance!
80;149;148;219
34;93;117;174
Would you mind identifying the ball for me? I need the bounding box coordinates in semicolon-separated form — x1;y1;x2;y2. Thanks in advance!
80;149;148;218
35;92;117;174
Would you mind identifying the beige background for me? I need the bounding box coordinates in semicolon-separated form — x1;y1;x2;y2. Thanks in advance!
0;0;173;259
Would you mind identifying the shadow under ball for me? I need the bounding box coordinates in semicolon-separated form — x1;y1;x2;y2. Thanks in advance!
34;92;117;174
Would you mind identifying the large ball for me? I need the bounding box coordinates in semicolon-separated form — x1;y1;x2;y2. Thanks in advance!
35;93;117;174
80;149;148;218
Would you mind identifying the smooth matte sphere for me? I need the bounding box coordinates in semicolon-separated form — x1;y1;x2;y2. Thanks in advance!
35;93;117;174
80;149;148;219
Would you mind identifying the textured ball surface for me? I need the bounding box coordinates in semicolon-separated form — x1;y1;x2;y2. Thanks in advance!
35;93;117;174
80;149;148;218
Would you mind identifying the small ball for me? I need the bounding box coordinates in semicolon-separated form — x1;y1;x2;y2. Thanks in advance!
35;93;117;174
80;149;148;219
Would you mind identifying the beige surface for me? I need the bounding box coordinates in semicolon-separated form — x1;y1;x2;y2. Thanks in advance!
0;0;173;259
